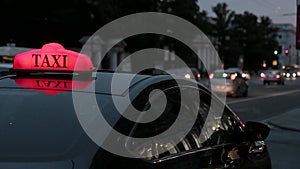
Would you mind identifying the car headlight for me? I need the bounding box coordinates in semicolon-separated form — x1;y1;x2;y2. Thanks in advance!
184;74;191;79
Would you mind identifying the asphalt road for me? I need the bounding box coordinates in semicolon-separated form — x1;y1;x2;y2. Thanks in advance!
226;76;300;169
227;76;300;121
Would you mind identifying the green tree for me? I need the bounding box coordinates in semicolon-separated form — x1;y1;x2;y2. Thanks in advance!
158;0;207;66
231;12;279;70
0;0;94;47
197;10;213;35
160;0;200;25
258;16;279;68
210;3;235;67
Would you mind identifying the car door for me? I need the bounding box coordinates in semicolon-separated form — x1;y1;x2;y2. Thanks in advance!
191;89;241;169
90;81;259;169
166;87;249;169
88;84;214;169
200;90;271;169
139;86;245;169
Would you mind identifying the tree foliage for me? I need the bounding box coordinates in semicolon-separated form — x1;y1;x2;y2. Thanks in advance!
210;3;279;70
0;0;279;71
210;3;235;67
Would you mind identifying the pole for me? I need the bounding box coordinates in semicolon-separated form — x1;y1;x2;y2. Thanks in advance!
296;0;300;49
296;0;300;65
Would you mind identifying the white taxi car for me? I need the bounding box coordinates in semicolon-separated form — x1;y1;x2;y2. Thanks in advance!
0;43;271;169
210;69;248;97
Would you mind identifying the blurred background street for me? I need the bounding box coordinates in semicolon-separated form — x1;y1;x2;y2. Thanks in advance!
1;0;300;168
200;74;300;169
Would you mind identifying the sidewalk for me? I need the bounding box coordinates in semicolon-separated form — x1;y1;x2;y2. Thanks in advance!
264;108;300;169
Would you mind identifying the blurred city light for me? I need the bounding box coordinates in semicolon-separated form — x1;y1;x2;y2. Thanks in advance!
272;60;278;66
284;49;289;55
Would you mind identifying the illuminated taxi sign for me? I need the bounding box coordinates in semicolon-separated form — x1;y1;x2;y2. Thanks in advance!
31;53;67;68
14;78;93;94
13;43;94;71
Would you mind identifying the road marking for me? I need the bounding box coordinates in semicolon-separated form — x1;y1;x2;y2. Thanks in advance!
227;89;300;104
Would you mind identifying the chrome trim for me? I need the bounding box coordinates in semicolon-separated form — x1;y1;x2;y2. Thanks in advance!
147;143;232;164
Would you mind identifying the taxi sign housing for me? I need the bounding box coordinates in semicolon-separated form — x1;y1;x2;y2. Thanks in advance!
12;43;94;72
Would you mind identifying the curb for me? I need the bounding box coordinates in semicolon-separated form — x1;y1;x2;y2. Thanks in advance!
267;121;300;133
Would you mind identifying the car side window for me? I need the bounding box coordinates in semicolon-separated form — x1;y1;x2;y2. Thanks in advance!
125;86;208;161
207;113;241;145
125;84;245;162
198;91;244;146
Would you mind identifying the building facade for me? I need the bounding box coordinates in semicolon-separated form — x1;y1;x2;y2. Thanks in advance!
273;23;298;66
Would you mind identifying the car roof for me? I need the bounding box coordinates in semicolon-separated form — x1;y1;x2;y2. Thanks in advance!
226;67;240;70
0;71;209;96
0;72;146;96
214;69;239;73
265;69;280;73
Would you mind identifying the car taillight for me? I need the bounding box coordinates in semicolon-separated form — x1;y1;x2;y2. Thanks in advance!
209;73;214;79
276;74;281;79
230;74;236;80
260;73;266;78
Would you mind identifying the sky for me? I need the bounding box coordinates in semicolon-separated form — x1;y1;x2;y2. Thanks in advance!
198;0;297;27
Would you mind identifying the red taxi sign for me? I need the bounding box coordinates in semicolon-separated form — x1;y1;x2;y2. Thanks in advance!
13;43;94;71
14;78;93;94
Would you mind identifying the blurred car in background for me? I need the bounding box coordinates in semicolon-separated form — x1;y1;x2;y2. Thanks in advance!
242;70;251;80
165;67;201;81
190;67;201;81
226;67;243;74
0;45;33;73
210;69;248;97
295;68;300;77
286;70;297;79
280;69;287;78
0;63;12;72
226;67;251;80
262;69;284;85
